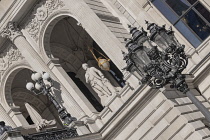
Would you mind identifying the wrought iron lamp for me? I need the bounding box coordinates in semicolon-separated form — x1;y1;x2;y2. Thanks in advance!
26;72;76;126
123;21;210;123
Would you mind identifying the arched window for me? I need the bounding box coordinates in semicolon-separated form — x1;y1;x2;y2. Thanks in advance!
151;0;210;47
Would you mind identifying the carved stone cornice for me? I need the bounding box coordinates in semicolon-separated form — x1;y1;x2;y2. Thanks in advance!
0;22;23;42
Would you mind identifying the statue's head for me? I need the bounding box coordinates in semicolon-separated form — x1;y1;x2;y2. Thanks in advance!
0;121;5;126
82;63;89;70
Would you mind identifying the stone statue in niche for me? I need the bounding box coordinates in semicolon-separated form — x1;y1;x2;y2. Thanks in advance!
25;103;56;131
82;63;118;97
0;121;12;136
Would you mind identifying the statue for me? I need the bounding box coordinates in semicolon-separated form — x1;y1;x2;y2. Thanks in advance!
25;103;56;131
82;63;118;97
0;121;12;135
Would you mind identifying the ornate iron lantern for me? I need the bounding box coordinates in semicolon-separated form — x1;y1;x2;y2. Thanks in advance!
124;22;188;90
123;38;151;81
123;22;210;123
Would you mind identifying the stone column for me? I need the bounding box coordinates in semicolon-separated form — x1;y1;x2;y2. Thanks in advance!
0;22;90;134
0;104;16;128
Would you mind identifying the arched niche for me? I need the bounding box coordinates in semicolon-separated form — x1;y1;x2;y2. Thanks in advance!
1;64;62;129
49;16;104;111
0;62;30;112
41;14;124;110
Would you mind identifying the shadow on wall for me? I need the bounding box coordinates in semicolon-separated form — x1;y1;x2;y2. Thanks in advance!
52;80;64;104
67;72;104;112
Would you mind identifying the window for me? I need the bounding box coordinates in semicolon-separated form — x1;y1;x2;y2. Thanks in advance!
151;0;210;48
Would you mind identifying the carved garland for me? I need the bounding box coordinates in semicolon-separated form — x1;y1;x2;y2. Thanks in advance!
25;0;64;42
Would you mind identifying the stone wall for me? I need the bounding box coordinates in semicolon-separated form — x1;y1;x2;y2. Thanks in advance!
84;0;130;43
103;90;210;140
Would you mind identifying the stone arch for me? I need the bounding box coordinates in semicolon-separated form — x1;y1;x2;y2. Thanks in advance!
0;61;31;112
39;10;80;62
49;43;84;73
38;9;125;112
39;10;125;87
1;62;62;128
38;9;125;69
12;88;47;116
12;88;62;127
39;11;106;111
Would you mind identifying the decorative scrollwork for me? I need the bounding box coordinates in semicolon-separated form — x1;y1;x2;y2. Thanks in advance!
0;22;23;41
0;44;24;82
25;0;64;42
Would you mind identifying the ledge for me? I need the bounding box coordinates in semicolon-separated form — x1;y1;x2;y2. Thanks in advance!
0;130;24;140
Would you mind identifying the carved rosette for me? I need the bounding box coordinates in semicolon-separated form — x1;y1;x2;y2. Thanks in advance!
25;0;64;42
0;22;23;42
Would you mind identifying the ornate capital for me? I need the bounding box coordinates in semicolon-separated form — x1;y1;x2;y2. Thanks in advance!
0;22;23;42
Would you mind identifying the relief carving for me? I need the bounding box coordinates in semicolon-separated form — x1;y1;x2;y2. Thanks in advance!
0;22;22;41
25;0;64;42
0;45;24;81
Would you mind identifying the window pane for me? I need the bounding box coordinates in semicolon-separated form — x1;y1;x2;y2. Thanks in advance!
175;21;201;47
182;10;210;40
153;0;179;23
187;0;197;5
165;0;190;16
195;3;210;23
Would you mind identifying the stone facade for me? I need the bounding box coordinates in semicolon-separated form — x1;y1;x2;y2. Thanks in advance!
0;0;209;139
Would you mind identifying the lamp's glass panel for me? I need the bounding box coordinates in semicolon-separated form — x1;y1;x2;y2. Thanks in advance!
131;68;143;79
135;49;151;66
153;33;169;50
136;35;147;45
143;39;154;50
